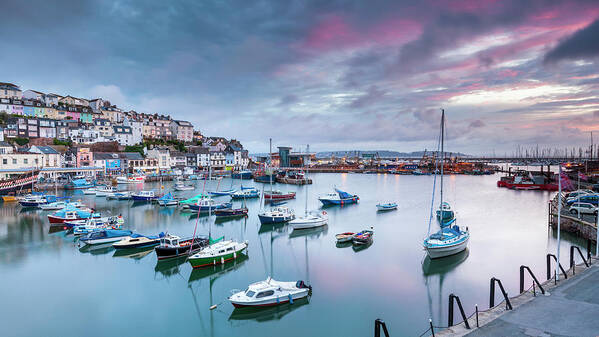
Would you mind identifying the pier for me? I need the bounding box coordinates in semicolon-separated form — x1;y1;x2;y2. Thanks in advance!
437;257;599;336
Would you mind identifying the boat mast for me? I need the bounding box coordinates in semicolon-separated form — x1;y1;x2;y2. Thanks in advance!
305;144;309;217
440;109;445;209
269;138;273;200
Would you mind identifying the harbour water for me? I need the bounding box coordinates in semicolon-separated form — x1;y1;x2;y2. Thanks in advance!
0;173;588;337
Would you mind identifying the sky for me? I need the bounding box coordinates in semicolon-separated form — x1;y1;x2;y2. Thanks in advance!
2;0;599;154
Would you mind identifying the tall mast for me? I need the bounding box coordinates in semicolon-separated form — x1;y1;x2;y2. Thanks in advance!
440;109;445;208
305;144;309;217
269;138;273;198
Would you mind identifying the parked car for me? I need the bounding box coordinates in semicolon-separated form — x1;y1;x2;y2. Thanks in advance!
566;194;599;206
566;189;594;199
569;202;598;215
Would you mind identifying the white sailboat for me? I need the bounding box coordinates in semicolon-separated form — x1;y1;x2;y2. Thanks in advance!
423;109;469;259
290;145;328;230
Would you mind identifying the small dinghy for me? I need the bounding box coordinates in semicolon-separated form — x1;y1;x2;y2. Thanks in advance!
157;192;178;206
335;232;355;243
376;202;398;211
106;191;131;200
188;240;248;268
174;182;195;191
95;186;117;197
40;201;84;211
83;187;99;195
154;234;210;260
214;207;249;218
228;277;311;308
352;229;373;245
263;190;296;201
113;232;166;249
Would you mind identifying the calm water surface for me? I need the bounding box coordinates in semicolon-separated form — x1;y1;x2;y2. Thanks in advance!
0;173;587;337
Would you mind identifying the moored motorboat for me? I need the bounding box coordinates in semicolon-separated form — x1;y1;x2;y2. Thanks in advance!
64;178;94;190
40;201;85;211
106;191;131;200
19;194;52;207
318;189;359;206
335;232;355;243
71;216;124;234
230;189;260;199
214;207;249;218
228;277;311;308
83;187;98;195
113;232;166;249
188;240;248;268
48;207;100;224
188;197;231;212
157;192;178;206
116;175;146;184
376;202;398;211
131;190;158;201
258;206;295;224
263;190;296;201
352;229;373;245
154;234;210;260
209;189;236;197
289;210;328;230
174;182;195;191
78;229;133;246
231;170;253;179
95;186;118;197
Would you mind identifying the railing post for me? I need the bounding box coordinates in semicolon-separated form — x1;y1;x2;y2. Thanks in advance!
489;277;495;307
448;294;454;327
448;293;471;329
546;254;551;280
519;265;525;294
374;319;380;337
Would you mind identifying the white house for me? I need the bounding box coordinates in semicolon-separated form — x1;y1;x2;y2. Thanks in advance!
22;89;45;101
0;83;22;99
69;127;100;144
170;120;194;142
210;151;225;170
123;117;143;145
28;145;61;167
112;125;134;146
146;147;171;170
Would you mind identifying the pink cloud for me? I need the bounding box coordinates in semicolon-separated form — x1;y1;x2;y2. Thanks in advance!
498;69;519;78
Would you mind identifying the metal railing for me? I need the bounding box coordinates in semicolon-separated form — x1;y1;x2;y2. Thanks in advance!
570;245;590;275
489;277;513;309
448;293;471;329
519;265;545;294
546;254;567;280
374;318;390;337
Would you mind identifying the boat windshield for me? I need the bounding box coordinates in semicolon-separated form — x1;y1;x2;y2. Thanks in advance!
245;290;255;297
171;239;178;246
256;290;274;298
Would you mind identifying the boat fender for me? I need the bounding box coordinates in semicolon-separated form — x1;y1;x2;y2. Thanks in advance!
221;257;224;264
234;252;237;259
276;297;280;304
288;294;293;304
213;259;216;265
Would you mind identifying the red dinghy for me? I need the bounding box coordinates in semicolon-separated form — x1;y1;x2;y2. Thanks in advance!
263;190;296;201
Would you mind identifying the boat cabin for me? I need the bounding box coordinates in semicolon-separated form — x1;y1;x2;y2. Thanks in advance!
159;235;181;248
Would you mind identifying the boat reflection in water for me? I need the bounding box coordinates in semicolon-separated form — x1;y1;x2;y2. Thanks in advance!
422;248;469;326
352;240;373;253
78;242;115;256
113;246;154;260
154;255;188;280
288;225;327;239
229;297;309;322
188;253;249;284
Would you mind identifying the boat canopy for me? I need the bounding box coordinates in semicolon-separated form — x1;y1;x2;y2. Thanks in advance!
158;192;174;201
209;236;225;245
180;194;209;204
335;188;353;199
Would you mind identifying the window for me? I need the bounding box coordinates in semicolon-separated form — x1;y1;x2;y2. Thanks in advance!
255;290;274;298
12;158;16;164
24;158;28;164
2;159;6;165
245;290;255;297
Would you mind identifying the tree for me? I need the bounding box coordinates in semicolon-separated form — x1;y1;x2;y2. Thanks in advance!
13;138;29;146
53;138;72;147
125;144;144;156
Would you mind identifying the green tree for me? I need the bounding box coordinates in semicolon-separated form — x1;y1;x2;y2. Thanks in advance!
13;138;29;146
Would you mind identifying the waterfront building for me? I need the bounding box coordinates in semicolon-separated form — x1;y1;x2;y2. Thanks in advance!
146;147;172;169
93;152;122;175
122;117;143;145
55;120;78;140
171;120;194;142
189;146;210;168
27;145;61;167
210;151;226;170
0;152;44;176
0;82;22;99
206;137;227;152
76;147;93;167
170;151;187;168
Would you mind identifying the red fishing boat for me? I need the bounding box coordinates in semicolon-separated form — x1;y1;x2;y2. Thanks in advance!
497;171;558;191
263;190;296;201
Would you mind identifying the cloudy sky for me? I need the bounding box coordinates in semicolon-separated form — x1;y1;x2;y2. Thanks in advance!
3;0;599;154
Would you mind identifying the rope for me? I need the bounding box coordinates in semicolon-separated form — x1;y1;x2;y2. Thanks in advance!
416;327;431;337
426;123;443;237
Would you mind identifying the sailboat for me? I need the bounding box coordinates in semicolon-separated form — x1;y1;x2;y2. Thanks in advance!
423;109;469;259
258;138;296;224
290;145;328;230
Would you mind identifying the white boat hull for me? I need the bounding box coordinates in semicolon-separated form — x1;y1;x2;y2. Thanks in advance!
79;236;129;246
229;288;309;308
290;218;327;229
425;237;469;259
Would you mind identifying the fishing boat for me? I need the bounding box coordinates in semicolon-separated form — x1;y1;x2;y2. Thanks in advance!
376;202;398;211
83;187;99;195
258;206;295;224
352;229;373;245
78;229;133;246
154;234;210;260
95;186;117;197
64;178;94;190
289;211;328;230
116;175;146;184
40;201;85;211
188;240;248;268
497;171;558;191
263;190;296;201
335;232;355;243
48;207;100;224
412;169;431;175
106;191;131;200
254;172;276;183
318;189;359;206
230;189;260;199
188;197;231;212
72;217;124;235
228;277;311;308
19;194;51;207
436;201;455;225
423;109;470;259
157;192;178;206
174;182;195;191
131;190;158;201
113;232;166;249
231;171;253;179
214;207;249;218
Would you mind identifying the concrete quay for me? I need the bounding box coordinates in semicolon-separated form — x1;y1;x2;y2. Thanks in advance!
436;258;599;337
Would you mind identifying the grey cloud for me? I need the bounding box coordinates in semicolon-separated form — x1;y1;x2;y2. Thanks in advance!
349;85;386;109
544;18;599;64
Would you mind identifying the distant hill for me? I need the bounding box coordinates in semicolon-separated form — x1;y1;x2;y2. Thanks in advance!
250;150;470;159
314;150;470;158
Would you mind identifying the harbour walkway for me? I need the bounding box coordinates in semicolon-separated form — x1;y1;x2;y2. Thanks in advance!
439;259;599;337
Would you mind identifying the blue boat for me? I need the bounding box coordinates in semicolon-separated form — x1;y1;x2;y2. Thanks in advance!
65;178;94;190
157;192;178;206
208;189;236;197
318;189;359;206
423;220;470;259
188;198;232;212
376;202;398;211
436;201;455;226
131;190;158;201
230;189;260;199
79;229;133;246
232;171;253;179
